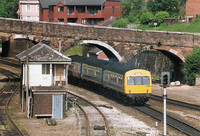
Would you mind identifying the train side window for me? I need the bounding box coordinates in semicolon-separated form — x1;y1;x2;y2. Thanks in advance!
96;70;101;77
127;76;134;85
142;76;150;85
83;67;87;74
104;71;108;80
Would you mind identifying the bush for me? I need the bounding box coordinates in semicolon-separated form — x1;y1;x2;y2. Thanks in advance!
183;47;200;85
128;12;137;23
112;18;128;28
140;11;154;25
154;11;169;25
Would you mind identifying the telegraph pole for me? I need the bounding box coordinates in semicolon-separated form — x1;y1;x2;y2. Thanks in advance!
26;35;29;118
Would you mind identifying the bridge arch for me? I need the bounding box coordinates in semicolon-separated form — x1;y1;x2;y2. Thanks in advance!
1;34;39;57
154;46;185;63
80;40;122;62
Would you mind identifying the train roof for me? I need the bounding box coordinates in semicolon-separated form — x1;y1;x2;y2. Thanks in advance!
69;55;108;68
69;55;141;74
104;62;138;74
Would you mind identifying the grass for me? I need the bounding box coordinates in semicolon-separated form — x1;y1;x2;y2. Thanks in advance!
63;45;82;56
136;20;200;33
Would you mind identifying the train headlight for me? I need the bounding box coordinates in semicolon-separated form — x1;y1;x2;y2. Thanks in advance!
146;85;150;87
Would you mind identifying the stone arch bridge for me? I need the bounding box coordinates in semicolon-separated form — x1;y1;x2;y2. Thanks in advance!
0;17;200;78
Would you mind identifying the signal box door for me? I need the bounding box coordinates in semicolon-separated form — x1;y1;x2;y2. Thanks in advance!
52;95;63;119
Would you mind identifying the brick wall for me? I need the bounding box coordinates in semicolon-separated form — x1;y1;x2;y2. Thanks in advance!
186;0;200;22
33;94;52;116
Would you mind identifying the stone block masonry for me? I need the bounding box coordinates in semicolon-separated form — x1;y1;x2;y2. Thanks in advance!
0;17;200;48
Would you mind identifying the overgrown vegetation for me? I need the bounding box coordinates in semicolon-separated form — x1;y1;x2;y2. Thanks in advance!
113;0;186;28
137;20;200;33
63;45;82;56
0;0;19;18
112;18;129;28
183;47;200;86
140;11;154;25
154;11;169;25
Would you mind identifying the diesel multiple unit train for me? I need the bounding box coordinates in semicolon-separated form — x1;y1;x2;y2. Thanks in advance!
68;55;152;105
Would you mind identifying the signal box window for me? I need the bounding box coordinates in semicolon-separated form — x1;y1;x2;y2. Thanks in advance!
42;64;50;74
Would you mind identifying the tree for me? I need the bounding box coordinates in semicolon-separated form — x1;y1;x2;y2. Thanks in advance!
121;0;144;16
140;11;154;25
154;11;169;25
147;0;186;17
0;0;19;18
183;47;200;85
112;18;128;28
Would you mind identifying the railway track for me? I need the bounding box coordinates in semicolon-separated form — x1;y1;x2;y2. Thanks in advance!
0;57;20;68
67;91;110;136
150;94;200;111
134;105;200;136
0;68;25;136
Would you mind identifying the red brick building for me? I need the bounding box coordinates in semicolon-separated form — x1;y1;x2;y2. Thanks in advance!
39;0;121;25
186;0;200;22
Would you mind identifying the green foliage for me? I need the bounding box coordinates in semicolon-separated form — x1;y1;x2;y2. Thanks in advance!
154;11;169;25
183;47;200;85
112;18;128;28
63;45;83;56
140;11;154;25
147;0;186;17
128;12;137;23
121;0;144;16
136;20;200;33
0;0;19;18
0;44;2;48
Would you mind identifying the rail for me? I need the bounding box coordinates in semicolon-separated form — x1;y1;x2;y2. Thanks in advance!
67;92;110;136
134;105;200;136
0;68;25;136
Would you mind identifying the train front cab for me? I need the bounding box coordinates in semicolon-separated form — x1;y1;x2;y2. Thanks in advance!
124;69;152;104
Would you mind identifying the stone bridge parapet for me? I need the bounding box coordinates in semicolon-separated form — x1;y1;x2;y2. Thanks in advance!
0;17;199;61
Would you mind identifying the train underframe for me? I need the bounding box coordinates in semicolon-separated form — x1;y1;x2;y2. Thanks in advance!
68;76;149;106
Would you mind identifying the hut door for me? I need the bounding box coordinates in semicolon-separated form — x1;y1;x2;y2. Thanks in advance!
52;95;63;119
55;64;64;86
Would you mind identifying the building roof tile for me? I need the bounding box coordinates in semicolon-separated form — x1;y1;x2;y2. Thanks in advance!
16;42;71;63
39;0;107;8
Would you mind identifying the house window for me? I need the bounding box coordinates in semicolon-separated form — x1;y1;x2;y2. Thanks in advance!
58;6;64;12
42;64;50;74
112;7;114;13
27;5;31;12
58;18;64;23
67;6;74;14
27;16;31;21
82;19;87;24
37;5;39;12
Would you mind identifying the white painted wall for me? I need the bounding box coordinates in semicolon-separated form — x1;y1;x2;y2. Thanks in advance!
23;63;52;86
19;1;39;21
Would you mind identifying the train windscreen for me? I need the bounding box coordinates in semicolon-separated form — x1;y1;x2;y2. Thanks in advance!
127;76;150;85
